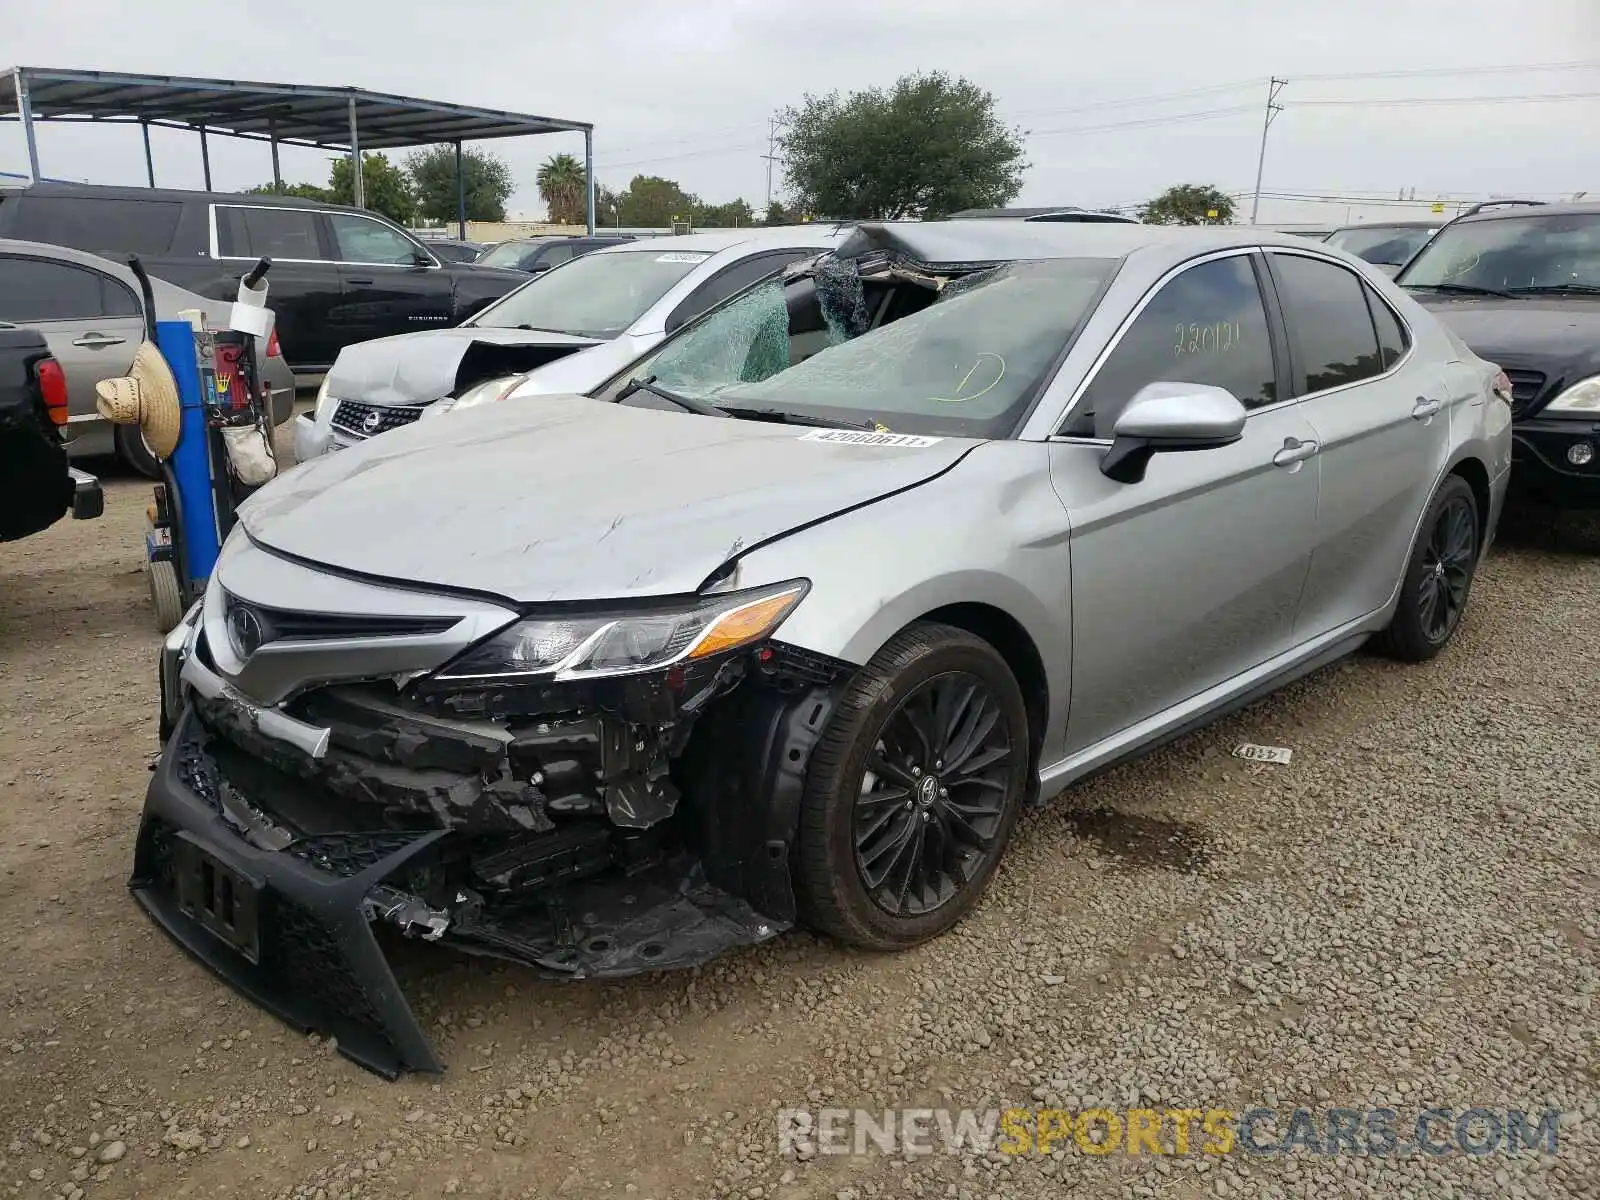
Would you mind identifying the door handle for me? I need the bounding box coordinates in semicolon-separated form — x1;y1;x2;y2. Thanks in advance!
346;277;374;285
1412;396;1443;420
71;333;126;349
1272;437;1319;468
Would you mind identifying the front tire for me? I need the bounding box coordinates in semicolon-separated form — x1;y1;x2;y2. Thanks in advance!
1373;475;1479;662
795;622;1030;950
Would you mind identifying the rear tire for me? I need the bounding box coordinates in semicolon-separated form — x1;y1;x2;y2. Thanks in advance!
116;424;162;480
794;622;1030;950
1373;475;1479;662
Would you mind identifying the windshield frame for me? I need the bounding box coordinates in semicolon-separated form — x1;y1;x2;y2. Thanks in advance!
1395;210;1600;291
589;250;1125;442
463;245;715;337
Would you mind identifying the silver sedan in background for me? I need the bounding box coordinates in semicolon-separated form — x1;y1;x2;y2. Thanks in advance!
0;239;296;476
140;220;1509;1075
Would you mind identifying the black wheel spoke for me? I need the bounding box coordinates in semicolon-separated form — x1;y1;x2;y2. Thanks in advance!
851;668;1019;918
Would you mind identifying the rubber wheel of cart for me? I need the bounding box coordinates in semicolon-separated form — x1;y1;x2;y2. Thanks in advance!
148;558;185;634
795;622;1029;950
115;423;163;481
1372;474;1479;662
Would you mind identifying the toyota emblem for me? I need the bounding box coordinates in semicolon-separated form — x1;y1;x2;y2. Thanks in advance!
226;602;266;659
361;409;383;434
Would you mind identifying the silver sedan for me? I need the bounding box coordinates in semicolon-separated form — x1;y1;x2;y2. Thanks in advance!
138;220;1510;1075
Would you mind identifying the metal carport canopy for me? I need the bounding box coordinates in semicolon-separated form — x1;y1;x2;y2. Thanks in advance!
1;66;596;235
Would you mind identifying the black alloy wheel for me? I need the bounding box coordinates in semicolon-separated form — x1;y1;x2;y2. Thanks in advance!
1373;474;1480;662
795;622;1030;950
852;673;1013;918
1418;493;1476;643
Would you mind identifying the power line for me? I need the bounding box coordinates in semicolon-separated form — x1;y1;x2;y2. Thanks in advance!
1028;104;1259;139
1005;78;1262;121
1289;92;1600;108
1291;60;1600;83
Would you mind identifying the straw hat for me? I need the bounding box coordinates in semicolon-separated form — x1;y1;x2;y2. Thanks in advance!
95;341;181;459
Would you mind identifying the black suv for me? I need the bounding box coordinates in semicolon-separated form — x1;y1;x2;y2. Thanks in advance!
0;183;528;375
475;233;636;273
1396;201;1600;511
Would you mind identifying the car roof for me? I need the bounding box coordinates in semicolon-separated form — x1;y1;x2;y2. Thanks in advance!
835;218;1331;266
1450;200;1600;224
593;225;845;255
0;179;372;219
1329;221;1440;233
502;234;632;246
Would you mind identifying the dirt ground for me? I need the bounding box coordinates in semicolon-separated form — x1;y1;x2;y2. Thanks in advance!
1;425;1596;1200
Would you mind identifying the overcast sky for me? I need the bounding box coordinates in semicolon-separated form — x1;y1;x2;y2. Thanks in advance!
4;0;1596;226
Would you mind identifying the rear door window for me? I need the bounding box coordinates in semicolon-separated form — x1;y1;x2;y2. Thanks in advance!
10;195;182;255
216;206;326;261
532;244;575;269
1268;252;1386;394
1364;284;1410;370
0;256;125;321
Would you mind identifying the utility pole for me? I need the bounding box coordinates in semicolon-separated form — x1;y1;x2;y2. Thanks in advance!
762;115;778;214
1249;77;1287;225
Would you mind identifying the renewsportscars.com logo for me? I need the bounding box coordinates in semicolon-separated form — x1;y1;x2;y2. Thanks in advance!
777;1106;1563;1159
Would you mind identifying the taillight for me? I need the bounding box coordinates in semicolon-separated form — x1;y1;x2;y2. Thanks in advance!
266;329;281;358
1491;368;1514;406
34;357;68;425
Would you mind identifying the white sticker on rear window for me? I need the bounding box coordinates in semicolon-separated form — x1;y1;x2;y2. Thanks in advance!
654;252;712;263
797;429;944;448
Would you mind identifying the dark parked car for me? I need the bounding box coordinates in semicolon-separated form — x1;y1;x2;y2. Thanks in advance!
0;183;528;375
418;238;483;263
1396;201;1600;511
0;325;101;543
1324;222;1440;275
475;234;636;273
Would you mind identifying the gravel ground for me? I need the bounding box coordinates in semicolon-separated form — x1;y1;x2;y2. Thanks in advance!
1;423;1596;1200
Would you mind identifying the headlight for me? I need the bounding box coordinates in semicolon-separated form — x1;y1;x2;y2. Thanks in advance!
1545;375;1600;415
435;581;808;682
454;375;526;412
313;376;336;422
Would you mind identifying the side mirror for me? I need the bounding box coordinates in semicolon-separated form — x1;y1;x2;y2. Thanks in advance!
1100;383;1248;483
526;260;553;274
412;250;434;267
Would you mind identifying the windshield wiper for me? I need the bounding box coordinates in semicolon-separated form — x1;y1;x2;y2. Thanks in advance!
1406;282;1520;299
1506;283;1600;296
513;324;577;334
614;374;729;418
718;406;878;431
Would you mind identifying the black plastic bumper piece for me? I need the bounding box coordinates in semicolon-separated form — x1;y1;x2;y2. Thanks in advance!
131;712;446;1077
69;467;103;520
1512;420;1600;510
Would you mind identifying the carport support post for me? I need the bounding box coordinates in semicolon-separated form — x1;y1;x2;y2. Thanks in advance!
583;128;595;235
141;119;155;187
13;69;40;183
454;140;466;240
199;125;212;190
347;97;364;209
269;118;282;189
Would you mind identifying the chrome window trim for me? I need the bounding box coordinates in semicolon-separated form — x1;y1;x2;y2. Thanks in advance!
1045;246;1274;439
1261;246;1418;402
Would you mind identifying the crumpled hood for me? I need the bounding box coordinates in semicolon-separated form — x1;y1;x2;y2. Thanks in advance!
324;326;601;408
242;395;976;603
1415;296;1600;369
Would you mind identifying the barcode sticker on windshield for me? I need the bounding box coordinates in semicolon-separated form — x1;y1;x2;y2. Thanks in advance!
654;252;712;263
797;429;944;448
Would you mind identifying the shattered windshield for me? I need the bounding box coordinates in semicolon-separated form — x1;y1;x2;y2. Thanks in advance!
629;256;1117;437
1398;212;1600;292
467;248;713;337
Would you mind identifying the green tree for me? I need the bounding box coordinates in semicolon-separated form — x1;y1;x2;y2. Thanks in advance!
777;72;1026;220
616;175;698;227
1141;184;1236;226
595;184;623;228
763;200;790;226
404;146;515;223
245;181;331;203
694;198;754;227
537;153;587;225
327;153;415;224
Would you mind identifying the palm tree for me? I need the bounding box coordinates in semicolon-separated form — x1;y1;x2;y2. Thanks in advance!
537;154;587;225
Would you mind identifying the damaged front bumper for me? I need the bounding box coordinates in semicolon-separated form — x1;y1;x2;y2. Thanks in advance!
132;614;846;1077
